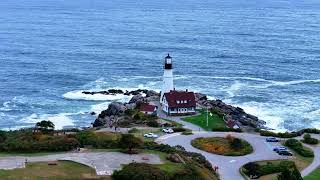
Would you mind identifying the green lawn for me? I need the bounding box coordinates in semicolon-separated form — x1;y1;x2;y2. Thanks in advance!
0;160;109;179
184;109;226;130
0;151;67;157
304;167;320;180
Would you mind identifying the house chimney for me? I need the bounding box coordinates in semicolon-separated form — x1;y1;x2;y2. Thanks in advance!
186;89;188;92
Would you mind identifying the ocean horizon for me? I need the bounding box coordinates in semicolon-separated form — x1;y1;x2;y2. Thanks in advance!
0;0;319;131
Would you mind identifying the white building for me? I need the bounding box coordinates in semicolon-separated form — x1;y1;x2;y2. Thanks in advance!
162;90;196;116
160;54;174;104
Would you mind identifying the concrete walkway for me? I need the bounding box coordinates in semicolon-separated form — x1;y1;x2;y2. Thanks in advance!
0;152;162;175
301;134;320;176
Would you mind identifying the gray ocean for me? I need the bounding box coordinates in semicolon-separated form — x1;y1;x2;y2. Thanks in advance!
0;0;319;131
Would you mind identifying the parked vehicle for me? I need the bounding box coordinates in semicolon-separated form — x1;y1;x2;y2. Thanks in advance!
273;146;287;152
162;128;174;133
266;137;279;142
144;133;158;138
277;150;293;156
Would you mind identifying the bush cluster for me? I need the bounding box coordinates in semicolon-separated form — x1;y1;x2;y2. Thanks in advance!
74;131;120;149
113;162;216;180
259;128;320;138
284;139;314;157
243;160;295;178
212;127;242;132
302;134;318;145
144;142;212;171
0;130;79;152
172;127;187;132
112;163;169;180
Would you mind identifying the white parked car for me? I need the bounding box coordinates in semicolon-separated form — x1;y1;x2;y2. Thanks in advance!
144;133;158;138
162;128;174;133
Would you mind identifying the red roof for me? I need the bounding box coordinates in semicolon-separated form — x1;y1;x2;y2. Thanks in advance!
164;91;196;108
227;120;239;129
140;104;157;112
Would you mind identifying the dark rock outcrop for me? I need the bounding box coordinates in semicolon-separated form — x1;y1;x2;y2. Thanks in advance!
93;89;160;128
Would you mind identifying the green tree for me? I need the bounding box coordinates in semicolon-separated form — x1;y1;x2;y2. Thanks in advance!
230;138;243;150
119;134;143;153
35;120;55;133
0;130;7;143
277;166;302;180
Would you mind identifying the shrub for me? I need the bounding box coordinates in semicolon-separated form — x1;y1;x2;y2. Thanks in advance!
0;130;80;152
74;131;119;148
119;134;143;153
128;128;139;133
172;127;187;132
277;165;303;180
146;120;160;127
259;130;298;138
212;127;243;132
285;139;314;157
112;163;169;180
182;131;193;135
302;133;318;145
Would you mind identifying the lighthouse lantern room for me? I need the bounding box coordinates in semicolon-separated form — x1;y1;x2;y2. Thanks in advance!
160;54;174;104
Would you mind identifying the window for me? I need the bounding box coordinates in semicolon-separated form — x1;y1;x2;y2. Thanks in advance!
177;100;180;104
184;100;187;103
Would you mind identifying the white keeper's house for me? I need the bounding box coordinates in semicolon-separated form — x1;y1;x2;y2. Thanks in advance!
162;90;196;116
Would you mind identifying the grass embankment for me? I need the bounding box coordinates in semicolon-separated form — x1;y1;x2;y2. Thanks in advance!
0;160;109;179
184;109;226;131
191;136;253;156
304;167;320;180
241;154;313;180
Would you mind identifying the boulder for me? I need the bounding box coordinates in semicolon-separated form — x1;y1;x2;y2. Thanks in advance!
195;93;207;102
146;90;159;97
129;94;144;104
98;102;127;118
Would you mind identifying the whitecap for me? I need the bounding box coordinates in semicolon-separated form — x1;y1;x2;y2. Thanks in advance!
225;81;245;97
233;101;287;131
63;90;133;101
22;113;76;130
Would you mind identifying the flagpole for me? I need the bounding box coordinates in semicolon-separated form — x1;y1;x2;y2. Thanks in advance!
206;106;209;127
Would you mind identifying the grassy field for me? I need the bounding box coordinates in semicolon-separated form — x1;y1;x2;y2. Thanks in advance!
0;160;109;179
192;136;253;156
184;109;226;130
0;151;67;157
304;167;320;180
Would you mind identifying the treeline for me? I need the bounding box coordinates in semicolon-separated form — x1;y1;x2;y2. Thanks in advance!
0;130;122;153
258;128;320;138
0;130;79;152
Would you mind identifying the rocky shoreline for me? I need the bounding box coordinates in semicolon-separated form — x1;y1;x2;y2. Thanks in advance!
88;89;267;129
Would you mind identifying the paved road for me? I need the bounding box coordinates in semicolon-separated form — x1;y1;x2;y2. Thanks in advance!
301;134;320;176
157;132;292;180
0;152;162;175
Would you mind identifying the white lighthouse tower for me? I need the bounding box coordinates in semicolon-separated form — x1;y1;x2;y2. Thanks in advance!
160;54;174;104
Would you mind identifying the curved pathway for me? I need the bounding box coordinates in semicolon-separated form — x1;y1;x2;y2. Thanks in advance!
301;134;320;176
157;132;292;180
0;152;162;175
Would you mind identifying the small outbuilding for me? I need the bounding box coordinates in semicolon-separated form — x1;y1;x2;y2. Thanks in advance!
140;103;157;115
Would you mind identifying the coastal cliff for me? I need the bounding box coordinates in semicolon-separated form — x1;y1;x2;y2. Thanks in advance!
90;89;266;129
